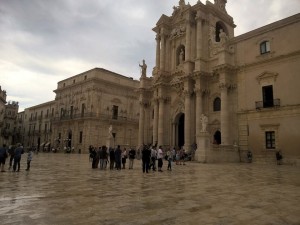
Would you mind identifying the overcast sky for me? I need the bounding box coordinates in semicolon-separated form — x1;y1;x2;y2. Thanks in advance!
1;0;299;111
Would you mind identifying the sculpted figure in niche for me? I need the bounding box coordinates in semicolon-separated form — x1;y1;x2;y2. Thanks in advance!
200;114;208;132
179;49;185;64
219;29;228;44
139;59;147;77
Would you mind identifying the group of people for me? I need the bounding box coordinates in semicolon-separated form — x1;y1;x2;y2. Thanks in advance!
0;143;33;172
89;145;136;170
89;144;189;173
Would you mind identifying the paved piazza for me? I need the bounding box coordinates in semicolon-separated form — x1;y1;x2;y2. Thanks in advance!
0;153;299;225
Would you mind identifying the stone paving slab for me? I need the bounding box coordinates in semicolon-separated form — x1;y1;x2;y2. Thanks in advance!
0;153;299;225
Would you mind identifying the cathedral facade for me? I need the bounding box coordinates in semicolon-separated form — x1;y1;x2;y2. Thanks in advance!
138;0;300;164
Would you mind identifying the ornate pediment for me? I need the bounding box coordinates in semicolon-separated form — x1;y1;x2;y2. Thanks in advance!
155;15;171;27
256;71;278;84
111;98;122;104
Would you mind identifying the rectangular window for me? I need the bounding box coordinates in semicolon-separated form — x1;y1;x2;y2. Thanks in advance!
262;85;274;108
265;131;275;149
112;105;118;120
45;124;48;132
79;131;83;143
260;41;270;54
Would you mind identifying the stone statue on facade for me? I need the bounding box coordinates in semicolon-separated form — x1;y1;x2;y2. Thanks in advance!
108;125;113;138
179;49;185;64
139;59;147;77
200;114;208;132
219;29;228;45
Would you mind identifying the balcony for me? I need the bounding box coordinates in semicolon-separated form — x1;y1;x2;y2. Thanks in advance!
255;99;280;110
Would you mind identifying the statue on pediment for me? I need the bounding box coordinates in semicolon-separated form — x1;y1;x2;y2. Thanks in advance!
139;59;147;77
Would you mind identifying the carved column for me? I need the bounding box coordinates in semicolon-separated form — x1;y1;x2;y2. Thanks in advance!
220;83;229;145
155;34;160;70
153;98;158;146
185;18;191;62
194;81;203;138
196;11;202;59
157;97;165;147
138;102;145;147
160;30;165;71
184;89;192;151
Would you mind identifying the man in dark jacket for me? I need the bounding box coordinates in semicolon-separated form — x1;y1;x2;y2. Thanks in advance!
0;144;8;172
128;148;136;169
114;145;122;170
142;145;151;173
13;143;23;172
109;147;115;170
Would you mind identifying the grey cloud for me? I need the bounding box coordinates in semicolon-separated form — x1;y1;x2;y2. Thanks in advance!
1;0;299;110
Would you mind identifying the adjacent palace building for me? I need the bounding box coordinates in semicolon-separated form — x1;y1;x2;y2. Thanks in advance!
1;0;299;164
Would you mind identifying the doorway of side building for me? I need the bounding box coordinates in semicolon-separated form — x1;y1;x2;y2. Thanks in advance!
68;131;72;148
175;113;185;149
213;130;221;145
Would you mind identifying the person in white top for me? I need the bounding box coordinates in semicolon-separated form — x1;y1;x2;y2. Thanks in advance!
150;147;157;171
157;146;164;172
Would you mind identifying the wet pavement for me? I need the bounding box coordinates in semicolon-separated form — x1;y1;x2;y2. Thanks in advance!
0;153;299;225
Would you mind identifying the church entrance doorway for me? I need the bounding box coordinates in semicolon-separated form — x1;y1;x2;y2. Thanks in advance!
175;113;185;149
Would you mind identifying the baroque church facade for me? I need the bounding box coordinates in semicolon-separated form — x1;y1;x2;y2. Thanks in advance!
137;0;300;164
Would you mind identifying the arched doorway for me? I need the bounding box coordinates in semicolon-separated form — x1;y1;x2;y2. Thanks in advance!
213;130;221;145
175;113;185;149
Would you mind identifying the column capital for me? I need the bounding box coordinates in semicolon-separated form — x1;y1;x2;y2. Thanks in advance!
195;10;204;21
139;100;150;107
155;34;161;41
194;87;210;95
219;82;236;91
219;82;228;91
183;90;193;97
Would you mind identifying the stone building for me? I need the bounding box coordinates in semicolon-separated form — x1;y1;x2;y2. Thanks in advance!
138;0;300;164
0;85;20;146
22;68;140;153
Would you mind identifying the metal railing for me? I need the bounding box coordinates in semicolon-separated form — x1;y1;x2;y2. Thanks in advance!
255;98;280;110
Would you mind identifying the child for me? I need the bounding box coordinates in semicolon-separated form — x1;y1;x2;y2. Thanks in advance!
26;148;33;171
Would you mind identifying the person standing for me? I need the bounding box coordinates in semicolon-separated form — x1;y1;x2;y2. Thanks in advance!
114;145;122;170
276;150;283;165
167;148;173;171
150;147;157;171
142;145;151;173
25;148;33;171
99;146;107;170
91;147;98;169
13;143;23;172
0;144;8;172
8;145;15;170
128;148;136;169
157;146;164;172
121;148;127;169
109;147;115;170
